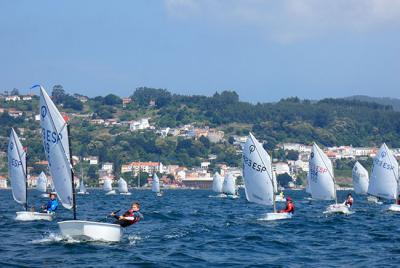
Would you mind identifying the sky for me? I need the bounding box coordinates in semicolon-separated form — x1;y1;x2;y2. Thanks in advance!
0;0;399;102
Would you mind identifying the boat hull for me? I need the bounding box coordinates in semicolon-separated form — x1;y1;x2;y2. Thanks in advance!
105;190;116;195
323;204;351;214
77;191;89;195
58;220;122;242
262;212;292;221
120;192;132;195
367;196;383;204
387;204;400;212
15;211;54;221
40;193;49;198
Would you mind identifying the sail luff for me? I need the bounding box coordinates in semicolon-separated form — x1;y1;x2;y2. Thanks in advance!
152;173;160;193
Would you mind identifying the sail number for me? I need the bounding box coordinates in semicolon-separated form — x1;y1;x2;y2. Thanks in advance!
373;159;394;170
10;158;22;167
243;155;267;172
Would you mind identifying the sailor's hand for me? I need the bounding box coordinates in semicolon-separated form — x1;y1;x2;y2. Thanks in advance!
110;212;115;216
119;216;124;220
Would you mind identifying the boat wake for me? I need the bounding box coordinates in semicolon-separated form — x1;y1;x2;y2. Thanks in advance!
31;232;81;244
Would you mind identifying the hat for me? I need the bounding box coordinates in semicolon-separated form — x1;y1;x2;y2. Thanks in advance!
286;197;292;201
50;192;57;196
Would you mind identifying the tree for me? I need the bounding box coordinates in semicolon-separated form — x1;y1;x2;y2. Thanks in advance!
286;150;299;161
11;88;19;95
277;173;293;187
52;85;66;103
104;94;121;106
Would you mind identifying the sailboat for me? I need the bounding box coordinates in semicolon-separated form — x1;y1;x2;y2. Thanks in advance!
309;143;350;214
352;161;369;195
151;173;163;196
8;129;53;221
103;178;116;195
243;133;291;221
367;143;400;211
222;173;239;198
36;171;49;198
77;166;89;195
211;172;224;197
118;177;131;195
36;85;122;242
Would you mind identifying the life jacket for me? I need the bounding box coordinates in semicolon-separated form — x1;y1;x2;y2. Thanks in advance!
345;198;353;207
283;202;295;213
124;209;141;224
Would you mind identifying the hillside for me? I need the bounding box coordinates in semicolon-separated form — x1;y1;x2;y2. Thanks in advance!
1;86;400;184
344;95;400;111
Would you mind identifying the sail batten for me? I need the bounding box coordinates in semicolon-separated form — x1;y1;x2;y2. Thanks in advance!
8;129;27;205
308;143;336;200
39;86;73;209
242;133;274;206
368;143;399;200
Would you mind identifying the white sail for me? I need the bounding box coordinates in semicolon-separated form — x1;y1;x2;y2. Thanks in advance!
8;128;27;205
36;172;48;193
103;178;113;192
368;143;399;200
212;172;224;193
352;162;369;195
152;173;160;193
308;143;335;200
222;173;236;195
118;178;128;193
39;86;73;209
242;133;274;205
79;179;86;193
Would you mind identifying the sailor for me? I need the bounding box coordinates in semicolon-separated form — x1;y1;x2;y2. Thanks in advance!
397;195;400;205
344;193;353;208
111;202;143;228
279;197;295;214
42;192;58;213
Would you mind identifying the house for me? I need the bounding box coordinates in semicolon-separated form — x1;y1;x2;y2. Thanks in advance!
5;95;20;102
0;175;7;188
8;109;23;118
90;119;105;125
207;130;224;143
122;97;132;107
74;94;88;103
102;162;114;173
200;161;210;169
121;161;163;174
129;118;150;131
83;156;99;165
181;169;212;189
273;162;290;175
22;95;32;101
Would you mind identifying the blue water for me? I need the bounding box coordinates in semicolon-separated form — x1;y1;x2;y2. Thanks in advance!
0;189;399;267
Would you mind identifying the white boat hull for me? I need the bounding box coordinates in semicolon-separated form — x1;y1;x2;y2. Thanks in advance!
105;190;116;195
226;194;239;199
77;191;89;195
15;211;54;221
156;192;163;197
58;220;122;242
367;196;383;204
262;212;292;221
387;204;400;212
40;193;49;198
120;192;132;195
323;204;351;214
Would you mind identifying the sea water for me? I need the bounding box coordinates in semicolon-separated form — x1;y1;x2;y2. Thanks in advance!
0;189;399;267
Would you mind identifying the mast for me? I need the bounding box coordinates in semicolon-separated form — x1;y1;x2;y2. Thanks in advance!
25;147;28;211
67;125;77;220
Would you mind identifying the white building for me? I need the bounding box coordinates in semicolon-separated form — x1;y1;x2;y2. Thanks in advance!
5;95;20;101
84;156;99;165
273;162;291;175
281;143;312;153
130;118;150;131
102;162;114;173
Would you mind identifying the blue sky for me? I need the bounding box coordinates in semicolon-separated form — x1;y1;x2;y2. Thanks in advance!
1;0;399;102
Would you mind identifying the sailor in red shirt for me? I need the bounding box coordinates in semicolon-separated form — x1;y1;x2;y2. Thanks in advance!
279;197;295;214
344;193;353;208
111;202;143;228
